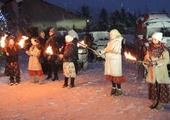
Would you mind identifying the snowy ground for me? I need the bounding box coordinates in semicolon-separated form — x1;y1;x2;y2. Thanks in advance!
0;50;170;120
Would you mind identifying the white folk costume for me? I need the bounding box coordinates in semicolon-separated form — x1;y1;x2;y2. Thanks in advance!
102;29;126;96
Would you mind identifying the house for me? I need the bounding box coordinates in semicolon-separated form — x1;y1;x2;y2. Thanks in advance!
3;0;87;37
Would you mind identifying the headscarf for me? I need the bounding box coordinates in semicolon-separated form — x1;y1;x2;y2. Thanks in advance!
65;35;73;43
110;29;122;38
68;30;79;39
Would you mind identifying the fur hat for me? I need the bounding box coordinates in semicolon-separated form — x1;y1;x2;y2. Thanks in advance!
68;30;79;39
152;32;163;41
65;35;73;43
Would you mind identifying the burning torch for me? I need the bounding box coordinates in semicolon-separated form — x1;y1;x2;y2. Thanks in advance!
124;51;147;64
77;41;103;57
45;46;53;55
0;34;8;48
17;36;29;49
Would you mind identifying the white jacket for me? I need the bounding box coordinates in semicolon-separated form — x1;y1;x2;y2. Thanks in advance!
104;37;123;76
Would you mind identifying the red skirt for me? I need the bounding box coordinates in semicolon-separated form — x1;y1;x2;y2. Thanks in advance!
105;75;126;84
29;70;44;76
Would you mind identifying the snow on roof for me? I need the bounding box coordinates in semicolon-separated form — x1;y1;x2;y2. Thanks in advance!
147;13;169;20
144;13;170;28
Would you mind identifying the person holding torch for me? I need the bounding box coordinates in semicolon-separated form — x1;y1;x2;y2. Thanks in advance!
26;37;44;85
59;35;77;88
44;28;60;81
100;29;126;96
143;32;170;110
4;37;21;86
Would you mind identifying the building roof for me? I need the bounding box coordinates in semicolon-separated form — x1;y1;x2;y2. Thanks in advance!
20;0;85;25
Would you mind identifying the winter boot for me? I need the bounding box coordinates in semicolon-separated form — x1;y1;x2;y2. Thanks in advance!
29;76;36;83
110;87;117;96
52;74;58;81
68;78;75;88
155;102;164;111
46;74;52;80
114;89;122;96
63;77;68;88
149;100;158;109
9;76;14;86
15;76;21;85
38;76;44;85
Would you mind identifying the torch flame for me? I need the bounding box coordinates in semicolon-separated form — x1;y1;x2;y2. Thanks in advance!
124;51;137;61
45;46;53;55
0;34;8;48
18;36;29;48
77;40;87;47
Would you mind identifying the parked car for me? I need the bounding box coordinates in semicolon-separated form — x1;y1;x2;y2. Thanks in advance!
77;46;88;70
89;31;109;60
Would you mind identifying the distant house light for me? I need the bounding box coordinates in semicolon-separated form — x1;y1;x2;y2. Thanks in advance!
86;19;90;23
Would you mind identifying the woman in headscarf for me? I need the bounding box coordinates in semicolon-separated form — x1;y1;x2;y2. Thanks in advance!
143;32;170;110
101;29;126;96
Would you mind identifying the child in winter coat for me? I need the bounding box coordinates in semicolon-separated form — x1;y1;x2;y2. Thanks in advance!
4;37;21;86
26;37;44;85
59;35;77;88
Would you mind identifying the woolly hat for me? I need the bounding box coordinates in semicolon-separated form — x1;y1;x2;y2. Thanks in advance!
49;28;57;34
110;29;122;38
152;32;163;41
68;30;79;39
65;35;73;43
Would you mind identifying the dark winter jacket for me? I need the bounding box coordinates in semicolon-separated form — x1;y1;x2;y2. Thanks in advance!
44;34;59;59
63;42;77;62
4;44;19;63
38;36;47;47
83;33;94;48
72;38;78;60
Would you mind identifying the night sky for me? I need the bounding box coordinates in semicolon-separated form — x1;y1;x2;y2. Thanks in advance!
44;0;170;16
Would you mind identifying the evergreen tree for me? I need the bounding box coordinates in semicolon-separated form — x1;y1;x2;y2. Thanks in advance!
0;3;7;62
97;8;109;31
76;4;92;19
76;4;92;31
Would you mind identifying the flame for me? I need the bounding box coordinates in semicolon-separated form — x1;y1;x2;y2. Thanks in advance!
18;36;29;48
77;40;87;47
0;34;8;48
45;46;53;55
124;51;137;61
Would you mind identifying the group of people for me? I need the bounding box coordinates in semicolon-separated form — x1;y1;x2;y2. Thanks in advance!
2;27;169;110
3;28;79;88
99;29;169;111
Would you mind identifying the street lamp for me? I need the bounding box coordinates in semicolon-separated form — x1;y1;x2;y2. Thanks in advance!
86;19;90;32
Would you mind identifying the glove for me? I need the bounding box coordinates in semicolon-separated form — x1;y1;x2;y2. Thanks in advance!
151;61;157;65
98;50;106;55
146;61;157;66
